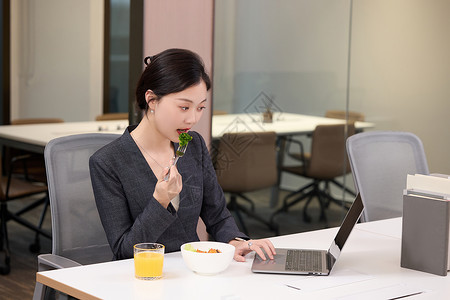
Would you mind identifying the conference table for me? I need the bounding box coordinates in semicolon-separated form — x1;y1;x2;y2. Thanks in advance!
35;218;449;299
0;120;128;154
0;113;373;207
0;112;374;153
211;112;373;138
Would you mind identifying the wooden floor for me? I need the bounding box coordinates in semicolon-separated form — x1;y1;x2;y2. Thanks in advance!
0;189;349;299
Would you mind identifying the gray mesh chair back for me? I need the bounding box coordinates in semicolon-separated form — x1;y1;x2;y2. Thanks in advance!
346;131;429;222
44;133;118;264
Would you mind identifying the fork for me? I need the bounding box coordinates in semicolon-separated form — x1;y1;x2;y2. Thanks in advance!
163;143;188;181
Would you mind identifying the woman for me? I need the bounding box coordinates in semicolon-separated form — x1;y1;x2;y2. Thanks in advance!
89;48;275;262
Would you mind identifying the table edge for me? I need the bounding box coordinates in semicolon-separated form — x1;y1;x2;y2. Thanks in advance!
36;272;101;300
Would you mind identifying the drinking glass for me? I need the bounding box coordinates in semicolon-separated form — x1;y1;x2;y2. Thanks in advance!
134;243;165;280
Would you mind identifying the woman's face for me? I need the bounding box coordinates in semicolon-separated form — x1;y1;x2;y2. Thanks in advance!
148;80;208;143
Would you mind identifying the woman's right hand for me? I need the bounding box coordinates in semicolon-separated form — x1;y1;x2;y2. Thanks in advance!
153;164;182;208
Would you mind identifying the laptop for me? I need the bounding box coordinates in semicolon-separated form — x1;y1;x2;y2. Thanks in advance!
251;193;364;275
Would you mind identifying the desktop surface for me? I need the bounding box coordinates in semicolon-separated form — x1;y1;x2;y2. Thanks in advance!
37;218;449;299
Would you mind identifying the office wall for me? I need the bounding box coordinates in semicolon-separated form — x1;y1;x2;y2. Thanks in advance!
142;0;214;147
10;0;103;122
351;0;450;174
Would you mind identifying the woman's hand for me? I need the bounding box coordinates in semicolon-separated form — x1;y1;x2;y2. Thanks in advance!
153;164;182;208
229;238;276;262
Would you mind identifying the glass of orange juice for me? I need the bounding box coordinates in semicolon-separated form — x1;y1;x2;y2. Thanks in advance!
134;243;165;280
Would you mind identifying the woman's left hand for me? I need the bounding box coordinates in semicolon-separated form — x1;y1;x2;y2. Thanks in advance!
229;238;276;262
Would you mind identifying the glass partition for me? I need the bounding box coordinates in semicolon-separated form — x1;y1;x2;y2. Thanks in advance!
213;0;352;117
213;0;450;238
106;0;130;113
213;0;356;237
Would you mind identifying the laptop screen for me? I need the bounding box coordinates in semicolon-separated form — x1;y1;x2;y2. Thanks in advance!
334;193;364;251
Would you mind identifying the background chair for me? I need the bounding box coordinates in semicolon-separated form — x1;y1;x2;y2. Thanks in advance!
6;118;64;183
325;110;365;122
277;110;364;190
10;118;64;125
213;110;228;115
271;124;356;225
8;118;64;252
0;158;49;275
346;131;429;222
95;112;128;121
32;133;118;299
0;118;63;275
214;131;278;235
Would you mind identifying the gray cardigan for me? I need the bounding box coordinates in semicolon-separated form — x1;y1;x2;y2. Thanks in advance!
89;126;247;259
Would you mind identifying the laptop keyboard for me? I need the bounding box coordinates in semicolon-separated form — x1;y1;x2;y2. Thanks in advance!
285;250;323;272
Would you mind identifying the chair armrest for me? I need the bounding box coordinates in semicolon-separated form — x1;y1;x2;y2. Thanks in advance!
34;254;81;300
37;254;82;271
9;153;34;176
284;136;307;166
10;153;34;164
6;154;35;189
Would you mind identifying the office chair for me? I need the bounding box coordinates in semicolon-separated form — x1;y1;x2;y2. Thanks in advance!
213;110;227;115
95;112;128;121
32;133;209;299
7;118;64;182
324;110;365;122
5;118;64;253
0;159;50;275
215;131;278;235
0;119;64;275
9;118;64;125
346;131;429;222
271;124;356;225
280;110;364;185
32;133;118;300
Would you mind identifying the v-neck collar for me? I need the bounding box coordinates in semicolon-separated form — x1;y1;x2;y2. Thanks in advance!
125;125;180;180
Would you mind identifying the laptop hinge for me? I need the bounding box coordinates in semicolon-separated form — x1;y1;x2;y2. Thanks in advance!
327;251;336;271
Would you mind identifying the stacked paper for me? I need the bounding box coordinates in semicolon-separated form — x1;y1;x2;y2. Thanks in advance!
406;174;450;200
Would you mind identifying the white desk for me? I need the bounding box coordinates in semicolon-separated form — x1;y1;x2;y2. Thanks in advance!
36;218;448;299
0;120;127;154
355;217;403;239
0;113;374;153
212;112;374;139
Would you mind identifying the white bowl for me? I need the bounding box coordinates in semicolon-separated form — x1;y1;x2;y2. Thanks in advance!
180;241;235;275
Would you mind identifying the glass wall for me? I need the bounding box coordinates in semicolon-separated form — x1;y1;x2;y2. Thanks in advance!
0;0;5;124
214;0;351;117
212;0;450;235
213;0;355;197
107;0;130;113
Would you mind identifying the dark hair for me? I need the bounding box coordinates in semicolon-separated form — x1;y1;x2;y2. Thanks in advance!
135;48;211;112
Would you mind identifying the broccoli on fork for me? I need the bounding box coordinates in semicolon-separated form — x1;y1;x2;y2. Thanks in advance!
177;132;192;155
